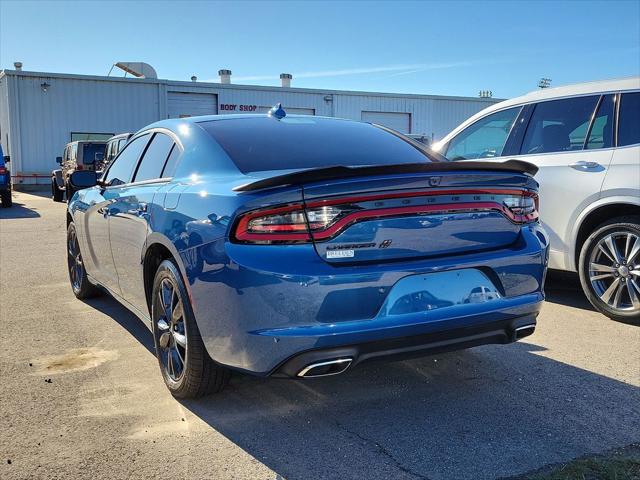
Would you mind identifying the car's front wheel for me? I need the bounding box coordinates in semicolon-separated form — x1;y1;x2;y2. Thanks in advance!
67;223;99;299
151;259;230;398
578;216;640;323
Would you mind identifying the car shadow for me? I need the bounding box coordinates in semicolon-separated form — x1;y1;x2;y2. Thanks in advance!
0;198;42;219
177;342;639;480
544;270;596;311
87;287;640;480
83;296;155;354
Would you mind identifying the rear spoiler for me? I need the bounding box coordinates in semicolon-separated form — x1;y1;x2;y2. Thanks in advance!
233;159;538;192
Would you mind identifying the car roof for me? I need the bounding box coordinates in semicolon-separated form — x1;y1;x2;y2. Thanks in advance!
494;77;640;110
436;76;640;146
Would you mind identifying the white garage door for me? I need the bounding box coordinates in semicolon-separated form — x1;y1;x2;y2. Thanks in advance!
257;106;315;115
168;92;218;118
361;111;411;133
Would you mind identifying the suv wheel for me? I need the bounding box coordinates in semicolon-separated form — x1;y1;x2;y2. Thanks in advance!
151;259;230;398
52;179;63;202
65;181;75;202
0;189;12;208
578;216;640;323
67;223;99;299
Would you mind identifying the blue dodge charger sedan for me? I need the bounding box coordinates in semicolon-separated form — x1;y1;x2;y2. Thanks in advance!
66;106;549;398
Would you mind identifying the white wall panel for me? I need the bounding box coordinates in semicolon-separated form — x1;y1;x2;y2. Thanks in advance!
1;70;500;183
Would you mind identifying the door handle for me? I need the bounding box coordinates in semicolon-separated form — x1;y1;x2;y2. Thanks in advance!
97;206;110;218
569;161;601;170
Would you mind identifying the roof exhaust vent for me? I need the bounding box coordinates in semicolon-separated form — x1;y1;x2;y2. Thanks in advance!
13;62;22;71
280;73;292;88
219;69;232;84
191;75;198;82
113;62;157;79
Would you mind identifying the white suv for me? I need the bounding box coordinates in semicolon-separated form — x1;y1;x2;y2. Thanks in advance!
433;78;640;322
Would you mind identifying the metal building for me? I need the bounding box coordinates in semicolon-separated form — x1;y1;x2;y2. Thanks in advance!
0;67;500;186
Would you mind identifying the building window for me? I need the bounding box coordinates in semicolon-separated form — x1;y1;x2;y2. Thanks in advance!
70;132;114;142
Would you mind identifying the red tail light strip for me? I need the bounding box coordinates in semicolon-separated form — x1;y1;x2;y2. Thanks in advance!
233;188;538;244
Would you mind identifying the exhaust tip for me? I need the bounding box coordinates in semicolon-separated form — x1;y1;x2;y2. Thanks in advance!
514;324;536;340
297;358;352;378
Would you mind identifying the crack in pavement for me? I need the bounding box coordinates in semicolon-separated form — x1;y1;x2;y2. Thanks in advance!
335;421;430;480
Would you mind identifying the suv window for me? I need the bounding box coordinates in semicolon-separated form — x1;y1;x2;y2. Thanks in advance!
104;134;150;186
618;92;640;147
133;133;174;182
586;95;615;150
520;95;599;155
82;143;105;165
444;107;520;160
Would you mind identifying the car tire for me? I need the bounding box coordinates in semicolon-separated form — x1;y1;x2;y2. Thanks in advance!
151;259;231;398
578;216;640;323
1;189;12;208
65;181;75;202
67;223;100;299
52;179;63;202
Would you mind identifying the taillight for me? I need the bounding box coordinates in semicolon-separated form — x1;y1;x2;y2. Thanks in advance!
233;189;538;244
234;204;311;243
0;167;6;175
502;192;539;223
76;164;84;171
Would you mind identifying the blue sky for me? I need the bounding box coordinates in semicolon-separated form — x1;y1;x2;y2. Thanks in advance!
1;0;638;98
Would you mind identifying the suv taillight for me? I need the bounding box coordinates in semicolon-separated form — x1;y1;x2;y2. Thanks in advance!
0;167;6;175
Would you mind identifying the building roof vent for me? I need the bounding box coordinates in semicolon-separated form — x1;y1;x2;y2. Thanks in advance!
280;73;292;88
113;62;157;79
218;69;232;84
13;62;22;71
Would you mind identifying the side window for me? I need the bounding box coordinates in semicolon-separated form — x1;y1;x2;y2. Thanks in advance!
71;144;78;163
133;133;174;182
586;95;615;150
444;107;521;160
104;134;150;186
520;95;599;155
160;144;181;178
617;92;640;147
63;146;69;162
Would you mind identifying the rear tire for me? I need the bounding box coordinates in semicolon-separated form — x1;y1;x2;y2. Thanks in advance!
578;216;640;323
151;259;230;398
67;223;100;299
0;190;12;208
52;179;63;202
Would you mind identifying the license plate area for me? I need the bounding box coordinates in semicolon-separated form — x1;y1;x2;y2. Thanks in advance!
377;269;501;317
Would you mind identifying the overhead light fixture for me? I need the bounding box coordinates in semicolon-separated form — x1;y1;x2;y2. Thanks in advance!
40;82;51;92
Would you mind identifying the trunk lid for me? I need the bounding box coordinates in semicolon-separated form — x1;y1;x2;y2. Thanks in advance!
301;169;538;264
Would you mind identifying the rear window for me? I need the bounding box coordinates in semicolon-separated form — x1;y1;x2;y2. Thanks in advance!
82;143;106;165
200;117;435;173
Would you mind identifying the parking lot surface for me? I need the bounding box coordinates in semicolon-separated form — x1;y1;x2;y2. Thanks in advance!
1;191;639;480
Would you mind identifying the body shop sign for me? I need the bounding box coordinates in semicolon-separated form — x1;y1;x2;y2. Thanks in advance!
220;104;258;112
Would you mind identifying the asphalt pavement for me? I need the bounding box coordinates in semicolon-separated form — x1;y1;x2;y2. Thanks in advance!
1;191;638;480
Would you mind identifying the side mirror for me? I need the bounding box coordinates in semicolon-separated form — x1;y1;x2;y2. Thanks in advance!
3;155;10;163
56;156;63;164
69;170;98;190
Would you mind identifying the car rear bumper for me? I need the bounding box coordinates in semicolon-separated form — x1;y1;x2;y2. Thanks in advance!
273;314;537;377
186;223;549;376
